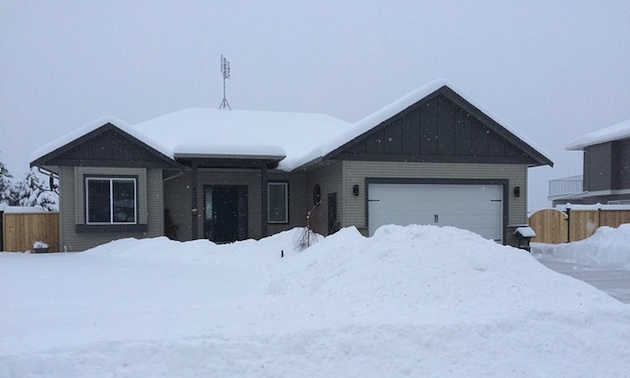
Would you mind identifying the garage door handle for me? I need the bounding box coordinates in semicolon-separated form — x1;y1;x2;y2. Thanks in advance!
490;199;502;202
367;199;380;202
434;214;439;223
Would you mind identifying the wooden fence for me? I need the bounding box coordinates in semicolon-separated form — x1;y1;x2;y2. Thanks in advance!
529;208;630;244
1;212;59;252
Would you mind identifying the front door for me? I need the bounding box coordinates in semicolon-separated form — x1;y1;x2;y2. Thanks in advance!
204;186;248;243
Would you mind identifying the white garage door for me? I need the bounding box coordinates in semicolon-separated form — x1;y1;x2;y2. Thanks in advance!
368;183;503;242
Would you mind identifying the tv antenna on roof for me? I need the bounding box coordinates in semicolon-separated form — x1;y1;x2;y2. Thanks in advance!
219;54;231;110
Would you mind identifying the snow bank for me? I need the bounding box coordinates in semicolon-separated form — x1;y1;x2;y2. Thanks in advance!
533;224;630;269
1;225;629;377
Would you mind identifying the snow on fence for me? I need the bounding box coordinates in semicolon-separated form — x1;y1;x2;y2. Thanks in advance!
1;211;59;252
529;206;630;244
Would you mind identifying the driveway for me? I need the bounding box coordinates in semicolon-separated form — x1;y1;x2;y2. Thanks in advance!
537;258;630;304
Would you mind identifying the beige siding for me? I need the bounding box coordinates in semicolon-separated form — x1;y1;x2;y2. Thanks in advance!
164;169;307;241
59;166;162;251
342;161;528;234
305;161;343;235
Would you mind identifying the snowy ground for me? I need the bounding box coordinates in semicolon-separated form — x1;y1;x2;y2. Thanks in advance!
532;224;630;304
536;259;630;303
2;225;630;377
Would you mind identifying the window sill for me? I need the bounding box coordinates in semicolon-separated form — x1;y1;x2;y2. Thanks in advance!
76;224;148;233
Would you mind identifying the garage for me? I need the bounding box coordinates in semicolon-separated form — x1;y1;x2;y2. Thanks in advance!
367;182;504;242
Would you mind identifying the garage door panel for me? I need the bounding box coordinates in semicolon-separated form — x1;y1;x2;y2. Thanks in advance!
368;183;503;242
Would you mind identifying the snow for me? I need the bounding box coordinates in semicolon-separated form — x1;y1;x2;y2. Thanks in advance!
322;80;553;165
533;224;630;270
0;203;52;213
566;117;630;150
29;116;173;164
555;203;630;211
30;82;552;172
2;225;630;377
132;108;352;171
514;226;536;238
30;109;355;172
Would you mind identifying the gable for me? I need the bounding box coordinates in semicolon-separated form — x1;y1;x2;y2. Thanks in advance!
329;87;551;166
31;123;181;169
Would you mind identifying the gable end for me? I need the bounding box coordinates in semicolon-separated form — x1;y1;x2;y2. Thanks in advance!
328;86;552;166
31;123;181;169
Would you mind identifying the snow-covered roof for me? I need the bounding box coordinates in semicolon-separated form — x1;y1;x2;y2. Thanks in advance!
30;115;174;166
131;108;353;171
31;80;552;171
321;80;552;164
31;109;354;172
566;118;630;150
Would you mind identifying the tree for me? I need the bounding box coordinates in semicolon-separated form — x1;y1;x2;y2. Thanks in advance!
11;168;57;211
0;152;13;204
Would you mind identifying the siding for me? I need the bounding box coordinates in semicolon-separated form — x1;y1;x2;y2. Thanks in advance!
305;161;343;235
164;169;307;241
342;161;527;234
268;171;308;236
335;94;540;165
59;166;162;251
584;143;613;192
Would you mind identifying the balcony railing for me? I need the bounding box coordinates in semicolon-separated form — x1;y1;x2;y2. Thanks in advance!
548;175;583;198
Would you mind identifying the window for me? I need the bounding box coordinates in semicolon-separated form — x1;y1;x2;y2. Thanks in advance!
86;177;136;224
268;182;288;224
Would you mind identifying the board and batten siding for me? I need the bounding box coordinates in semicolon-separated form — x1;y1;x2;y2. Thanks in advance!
342;161;527;233
58;166;163;251
305;161;343;235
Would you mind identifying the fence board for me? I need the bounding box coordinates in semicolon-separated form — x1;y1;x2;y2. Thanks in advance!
599;210;630;228
529;209;568;244
529;208;630;244
2;213;59;252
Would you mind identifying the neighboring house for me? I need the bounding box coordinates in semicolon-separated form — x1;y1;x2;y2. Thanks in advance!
559;119;630;205
31;81;552;251
548;175;583;206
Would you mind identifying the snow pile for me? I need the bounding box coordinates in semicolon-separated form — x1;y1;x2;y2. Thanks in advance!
533;224;630;269
2;226;630;377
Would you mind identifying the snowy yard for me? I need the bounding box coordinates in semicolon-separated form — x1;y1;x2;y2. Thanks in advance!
2;225;630;377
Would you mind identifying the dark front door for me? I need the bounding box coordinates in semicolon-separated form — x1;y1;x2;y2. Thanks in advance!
204;186;248;243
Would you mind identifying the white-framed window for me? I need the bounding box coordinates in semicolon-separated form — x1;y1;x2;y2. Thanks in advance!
86;177;137;224
268;182;288;224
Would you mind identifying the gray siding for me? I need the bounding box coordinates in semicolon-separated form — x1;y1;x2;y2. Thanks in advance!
305;161;343;235
584;143;613;192
35;125;178;169
164;169;307;241
613;139;630;190
333;93;545;166
342;161;527;234
59;166;162;251
268;171;308;236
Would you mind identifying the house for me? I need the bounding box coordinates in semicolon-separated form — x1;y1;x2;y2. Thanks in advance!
560;118;630;205
30;81;553;251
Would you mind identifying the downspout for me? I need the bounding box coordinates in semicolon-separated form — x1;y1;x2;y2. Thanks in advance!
191;161;199;239
261;164;268;238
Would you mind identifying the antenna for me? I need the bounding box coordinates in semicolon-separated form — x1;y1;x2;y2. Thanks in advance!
219;54;231;110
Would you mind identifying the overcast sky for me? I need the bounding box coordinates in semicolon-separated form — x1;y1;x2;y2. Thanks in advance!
1;1;629;211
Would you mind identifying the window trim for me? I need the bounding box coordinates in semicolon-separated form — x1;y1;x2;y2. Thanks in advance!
268;181;289;224
85;176;138;225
